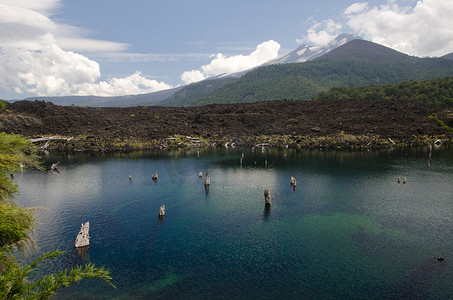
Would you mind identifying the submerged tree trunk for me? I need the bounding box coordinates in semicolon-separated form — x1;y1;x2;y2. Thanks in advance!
74;222;90;248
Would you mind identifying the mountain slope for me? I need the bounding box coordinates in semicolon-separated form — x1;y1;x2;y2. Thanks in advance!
159;77;237;107
264;33;361;65
188;49;453;106
160;34;362;107
315;39;409;62
442;52;453;60
24;86;181;107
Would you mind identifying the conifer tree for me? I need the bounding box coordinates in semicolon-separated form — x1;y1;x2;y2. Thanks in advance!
0;100;114;299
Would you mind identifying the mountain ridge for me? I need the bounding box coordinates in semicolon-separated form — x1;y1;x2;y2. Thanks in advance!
315;39;409;62
23;86;182;107
17;35;453;107
264;33;362;65
172;53;453;106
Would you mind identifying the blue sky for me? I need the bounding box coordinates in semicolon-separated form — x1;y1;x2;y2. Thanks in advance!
1;0;452;99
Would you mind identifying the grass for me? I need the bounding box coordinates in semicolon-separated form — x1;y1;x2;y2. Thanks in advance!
428;114;453;133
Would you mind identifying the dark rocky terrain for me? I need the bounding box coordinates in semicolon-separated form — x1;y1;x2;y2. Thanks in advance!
1;99;451;151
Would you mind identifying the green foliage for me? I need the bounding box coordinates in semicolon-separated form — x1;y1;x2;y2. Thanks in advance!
428;114;453;132
314;77;453;106
0;132;114;299
0;133;41;202
162;56;453;106
160;77;237;106
0;100;5;112
0;204;34;251
0;250;114;299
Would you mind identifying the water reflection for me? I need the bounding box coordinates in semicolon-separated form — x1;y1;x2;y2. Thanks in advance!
13;146;453;300
74;246;90;261
263;204;271;220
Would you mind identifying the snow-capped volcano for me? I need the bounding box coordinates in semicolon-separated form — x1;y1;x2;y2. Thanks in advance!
263;33;362;65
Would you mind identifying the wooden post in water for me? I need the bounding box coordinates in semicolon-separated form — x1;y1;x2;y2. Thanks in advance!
204;169;211;186
264;189;271;205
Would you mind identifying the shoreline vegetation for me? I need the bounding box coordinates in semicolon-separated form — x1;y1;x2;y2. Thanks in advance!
1;98;452;152
25;133;452;152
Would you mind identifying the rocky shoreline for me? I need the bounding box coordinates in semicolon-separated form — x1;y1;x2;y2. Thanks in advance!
1;99;452;152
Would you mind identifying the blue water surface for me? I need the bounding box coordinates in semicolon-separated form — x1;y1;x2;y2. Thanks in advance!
14;146;453;299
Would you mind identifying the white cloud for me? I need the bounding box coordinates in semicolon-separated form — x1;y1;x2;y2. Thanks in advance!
344;0;453;56
91;52;209;63
180;40;281;84
0;2;128;52
73;72;172;96
344;2;368;15
0;0;172;97
181;70;206;85
304;0;453;57
303;19;344;46
0;0;60;13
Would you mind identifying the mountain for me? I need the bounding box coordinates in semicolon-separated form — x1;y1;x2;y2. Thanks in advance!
442;52;453;60
160;34;362;107
159;77;237;107
20;35;453;108
177;41;453;106
315;39;410;62
24;86;181;107
264;33;361;65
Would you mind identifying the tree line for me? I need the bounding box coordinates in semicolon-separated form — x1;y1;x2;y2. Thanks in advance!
313;77;453;106
162;56;453;106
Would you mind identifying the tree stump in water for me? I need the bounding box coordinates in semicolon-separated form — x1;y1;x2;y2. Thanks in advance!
264;189;271;205
159;204;165;217
74;222;90;248
204;169;211;186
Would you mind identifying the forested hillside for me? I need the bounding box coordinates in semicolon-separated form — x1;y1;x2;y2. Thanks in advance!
313;77;453;106
162;56;453;106
161;77;237;107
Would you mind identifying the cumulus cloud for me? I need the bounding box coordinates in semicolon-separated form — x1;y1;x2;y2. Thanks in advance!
73;72;172;96
344;0;453;56
181;70;206;85
0;0;171;97
304;0;453;57
303;19;344;46
181;40;281;84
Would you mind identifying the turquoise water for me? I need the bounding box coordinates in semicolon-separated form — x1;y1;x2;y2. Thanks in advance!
14;147;453;299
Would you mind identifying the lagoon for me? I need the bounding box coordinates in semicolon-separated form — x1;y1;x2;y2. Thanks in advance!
15;146;453;299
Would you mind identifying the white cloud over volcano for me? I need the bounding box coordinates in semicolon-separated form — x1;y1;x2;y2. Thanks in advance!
304;0;453;57
180;40;281;84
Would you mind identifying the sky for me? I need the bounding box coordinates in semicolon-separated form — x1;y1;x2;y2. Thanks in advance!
1;0;453;100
